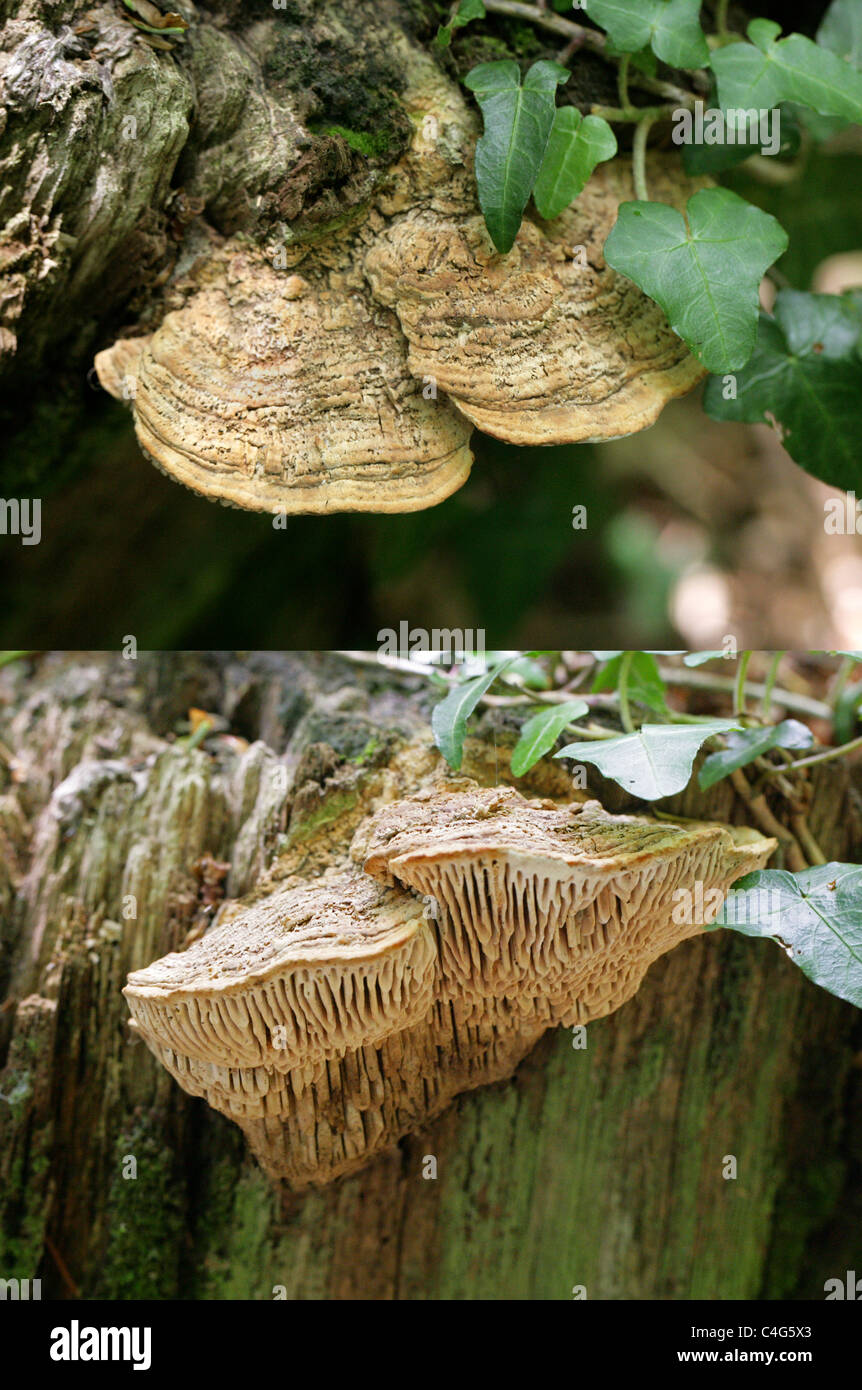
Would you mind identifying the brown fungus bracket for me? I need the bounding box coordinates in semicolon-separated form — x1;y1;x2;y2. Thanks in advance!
125;785;775;1188
93;45;710;514
94;243;474;514
365;156;709;447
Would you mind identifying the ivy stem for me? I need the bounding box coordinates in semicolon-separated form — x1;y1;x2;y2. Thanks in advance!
714;0;733;43
590;103;679;122
734;651;752;718
656;664;831;720
632;115;656;201
618;651;636;732
763;733;862;776
618;53;631;110
761;651;785;721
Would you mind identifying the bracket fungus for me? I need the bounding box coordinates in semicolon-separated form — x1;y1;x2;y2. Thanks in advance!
125;785;775;1188
364;156;708;447
94;37;710;512
94;242;474;514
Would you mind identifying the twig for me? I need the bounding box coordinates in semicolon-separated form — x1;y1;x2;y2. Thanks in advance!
44;1234;80;1298
656;665;832;720
618;52;630;109
763;733;862;776
714;0;733;43
790;814;827;866
761;651;785;720
590;102;680;122
729;768;808;870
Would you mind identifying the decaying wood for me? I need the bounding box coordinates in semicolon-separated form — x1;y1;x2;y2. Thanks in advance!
1;650;860;1299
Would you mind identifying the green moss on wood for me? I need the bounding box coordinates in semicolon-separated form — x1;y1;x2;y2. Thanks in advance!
98;1117;185;1300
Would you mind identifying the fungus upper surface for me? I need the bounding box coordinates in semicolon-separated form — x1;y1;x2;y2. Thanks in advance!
124;875;436;1072
365;156;708;446
95;242;474;514
126;781;775;1188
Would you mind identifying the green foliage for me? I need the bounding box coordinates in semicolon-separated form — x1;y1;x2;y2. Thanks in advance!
604;189;788;373
436;0;485;48
698;719;813;790
714;865;862;1011
681;107;801;176
431;655;517;768
464;60;568;252
684;650;734;667
555;720;740;799
711;19;862;123
532;109;617;221
703;291;862;492
593;650;667;714
510;699;589;776
450;3;862;498
818;0;862;68
582;0;708;69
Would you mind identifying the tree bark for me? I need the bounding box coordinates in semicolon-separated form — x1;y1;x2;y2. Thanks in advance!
1;650;860;1300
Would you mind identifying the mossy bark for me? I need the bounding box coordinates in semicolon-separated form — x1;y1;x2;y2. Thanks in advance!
1;650;860;1300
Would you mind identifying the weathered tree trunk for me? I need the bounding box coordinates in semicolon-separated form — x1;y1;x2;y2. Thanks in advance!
1;650;860;1300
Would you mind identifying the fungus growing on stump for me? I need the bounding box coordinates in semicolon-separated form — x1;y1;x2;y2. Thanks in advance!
125;784;775;1188
94;35;710;513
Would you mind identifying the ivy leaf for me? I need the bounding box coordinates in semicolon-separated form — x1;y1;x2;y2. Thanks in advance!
464;60;568;253
431;656;517;769
714;864;862;1010
533;109;617;221
555;719;740;800
603;188;789;373
503;654;552;689
510;699;590;776
698;719;814;791
683;650;734;666
593;651;667;714
711;19;862;123
583;0;708;69
703;290;862;492
817;0;862;69
436;0;485;48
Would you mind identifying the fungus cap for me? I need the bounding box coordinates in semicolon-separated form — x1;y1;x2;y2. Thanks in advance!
363;787;776;1003
123;876;437;1075
364;155;708;445
96;243;474;514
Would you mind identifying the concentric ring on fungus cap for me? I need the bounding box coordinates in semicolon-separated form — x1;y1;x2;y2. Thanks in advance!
123;876;437;1083
364;154;710;446
94;244;474;514
362;785;776;1014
